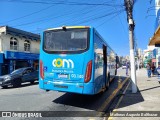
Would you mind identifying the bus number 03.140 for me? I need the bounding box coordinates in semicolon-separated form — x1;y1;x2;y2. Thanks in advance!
71;74;84;79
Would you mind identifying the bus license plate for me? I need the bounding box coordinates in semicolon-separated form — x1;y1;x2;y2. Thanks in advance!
58;74;68;79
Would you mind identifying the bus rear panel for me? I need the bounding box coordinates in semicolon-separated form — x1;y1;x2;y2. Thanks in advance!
39;26;117;95
39;26;96;94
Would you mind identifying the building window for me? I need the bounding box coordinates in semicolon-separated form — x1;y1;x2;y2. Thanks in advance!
10;37;18;50
24;40;30;51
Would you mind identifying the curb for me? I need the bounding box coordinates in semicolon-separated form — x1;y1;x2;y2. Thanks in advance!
97;77;130;114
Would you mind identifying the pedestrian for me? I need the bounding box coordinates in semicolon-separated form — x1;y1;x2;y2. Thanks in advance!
139;62;142;69
126;62;129;76
146;63;151;78
151;63;155;76
156;64;160;84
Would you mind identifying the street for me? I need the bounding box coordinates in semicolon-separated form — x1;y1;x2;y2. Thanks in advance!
0;68;128;119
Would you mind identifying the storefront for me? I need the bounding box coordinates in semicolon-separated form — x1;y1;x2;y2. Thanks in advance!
148;8;160;67
0;51;39;75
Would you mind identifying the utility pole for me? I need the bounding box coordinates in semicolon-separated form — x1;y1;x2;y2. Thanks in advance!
124;0;137;93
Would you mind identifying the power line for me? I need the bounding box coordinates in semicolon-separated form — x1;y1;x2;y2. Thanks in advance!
1;0;124;7
2;0;125;34
66;7;115;25
29;0;112;32
62;0;117;25
11;1;114;27
74;9;125;25
145;15;156;19
149;0;153;4
0;0;124;27
0;4;55;24
96;10;125;28
11;5;96;27
30;8;125;33
114;0;128;36
146;1;157;18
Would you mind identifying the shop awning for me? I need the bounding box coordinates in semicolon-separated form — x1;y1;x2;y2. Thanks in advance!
4;51;39;60
149;25;160;46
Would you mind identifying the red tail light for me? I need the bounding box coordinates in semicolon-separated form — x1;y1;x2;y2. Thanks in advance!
40;60;44;80
84;60;92;83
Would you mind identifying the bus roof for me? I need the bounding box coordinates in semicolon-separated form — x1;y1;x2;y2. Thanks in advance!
45;26;91;31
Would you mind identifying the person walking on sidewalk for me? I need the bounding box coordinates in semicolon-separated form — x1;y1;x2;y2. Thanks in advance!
156;64;160;84
151;63;155;76
146;63;151;78
126;62;129;76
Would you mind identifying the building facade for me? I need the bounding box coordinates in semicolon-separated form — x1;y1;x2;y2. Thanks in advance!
148;0;160;67
0;26;40;75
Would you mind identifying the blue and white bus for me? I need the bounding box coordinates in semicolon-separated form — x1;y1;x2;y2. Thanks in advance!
39;26;118;95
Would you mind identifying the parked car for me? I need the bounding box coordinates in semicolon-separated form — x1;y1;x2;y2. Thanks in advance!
0;67;38;88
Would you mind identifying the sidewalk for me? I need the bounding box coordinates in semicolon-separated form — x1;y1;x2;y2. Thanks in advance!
111;68;160;120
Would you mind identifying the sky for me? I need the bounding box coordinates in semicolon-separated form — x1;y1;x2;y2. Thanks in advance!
0;0;156;56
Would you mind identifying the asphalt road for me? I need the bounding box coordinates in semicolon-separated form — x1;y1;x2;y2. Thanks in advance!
0;67;128;120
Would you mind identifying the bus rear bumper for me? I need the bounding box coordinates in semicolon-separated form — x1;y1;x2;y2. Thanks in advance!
39;80;95;95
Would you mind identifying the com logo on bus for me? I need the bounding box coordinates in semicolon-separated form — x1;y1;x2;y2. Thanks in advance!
52;58;74;69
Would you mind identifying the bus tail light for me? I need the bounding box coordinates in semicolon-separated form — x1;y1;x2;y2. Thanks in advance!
40;60;44;80
84;60;92;83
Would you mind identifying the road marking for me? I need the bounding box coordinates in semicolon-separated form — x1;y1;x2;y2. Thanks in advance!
98;77;130;113
107;79;131;120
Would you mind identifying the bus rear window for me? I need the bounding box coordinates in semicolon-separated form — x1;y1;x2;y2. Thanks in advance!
43;28;89;53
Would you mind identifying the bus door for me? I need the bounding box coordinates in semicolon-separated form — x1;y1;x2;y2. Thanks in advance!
103;45;107;88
